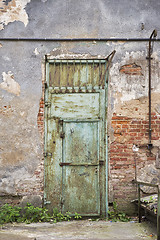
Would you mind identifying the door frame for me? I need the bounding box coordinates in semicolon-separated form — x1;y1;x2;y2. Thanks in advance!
44;58;109;216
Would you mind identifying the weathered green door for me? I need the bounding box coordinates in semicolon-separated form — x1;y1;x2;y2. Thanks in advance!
44;60;107;216
62;120;100;215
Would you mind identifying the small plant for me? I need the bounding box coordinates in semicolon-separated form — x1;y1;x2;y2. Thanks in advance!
22;203;51;223
52;209;81;222
0;204;21;224
74;212;82;220
52;208;66;223
108;202;130;222
149;196;153;201
65;211;72;221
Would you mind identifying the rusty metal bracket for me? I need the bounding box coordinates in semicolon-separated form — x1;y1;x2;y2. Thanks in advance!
99;160;104;165
58;119;63;126
44;152;52;157
101;50;116;83
59;162;71;166
45;102;51;107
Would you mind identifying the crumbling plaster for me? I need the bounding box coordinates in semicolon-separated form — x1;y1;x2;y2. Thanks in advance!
0;71;20;96
108;50;160;121
0;0;31;31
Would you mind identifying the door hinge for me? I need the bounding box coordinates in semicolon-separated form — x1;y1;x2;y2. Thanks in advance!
60;132;65;138
60;197;64;206
44;195;51;205
44;152;52;157
58;119;63;126
44;81;48;88
44;201;51;205
45;102;51;107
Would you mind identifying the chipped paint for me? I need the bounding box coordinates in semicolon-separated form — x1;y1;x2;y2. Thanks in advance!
34;48;40;55
113;92;160;119
49;48;107;60
0;71;20;96
0;0;31;31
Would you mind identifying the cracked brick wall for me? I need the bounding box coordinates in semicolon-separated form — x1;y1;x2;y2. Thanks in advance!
110;113;160;211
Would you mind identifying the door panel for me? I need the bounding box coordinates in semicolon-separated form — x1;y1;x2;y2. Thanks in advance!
63;121;99;164
61;121;100;215
62;166;99;215
50;93;100;119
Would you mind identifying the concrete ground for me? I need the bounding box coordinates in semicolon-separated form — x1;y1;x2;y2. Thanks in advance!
0;220;157;240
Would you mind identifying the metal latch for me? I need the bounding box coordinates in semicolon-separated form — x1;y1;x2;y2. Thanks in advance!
44;201;51;205
45;102;51;107
60;132;65;138
44;82;48;88
99;160;104;165
60;197;64;206
44;152;52;157
58;119;63;126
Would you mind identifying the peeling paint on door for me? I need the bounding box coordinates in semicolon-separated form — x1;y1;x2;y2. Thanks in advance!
61;120;100;215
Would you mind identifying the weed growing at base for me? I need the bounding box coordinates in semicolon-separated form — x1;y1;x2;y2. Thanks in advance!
0;203;81;224
108;202;131;222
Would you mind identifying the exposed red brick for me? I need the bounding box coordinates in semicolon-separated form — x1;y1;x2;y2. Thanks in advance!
119;63;142;75
131;120;142;124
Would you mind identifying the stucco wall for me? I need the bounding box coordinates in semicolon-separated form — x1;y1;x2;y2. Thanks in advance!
0;0;160;214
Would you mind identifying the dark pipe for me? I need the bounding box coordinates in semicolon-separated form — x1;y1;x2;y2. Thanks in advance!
0;37;160;42
148;29;157;151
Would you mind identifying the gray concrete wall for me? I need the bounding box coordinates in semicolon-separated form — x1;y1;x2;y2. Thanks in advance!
0;0;160;213
0;0;160;38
